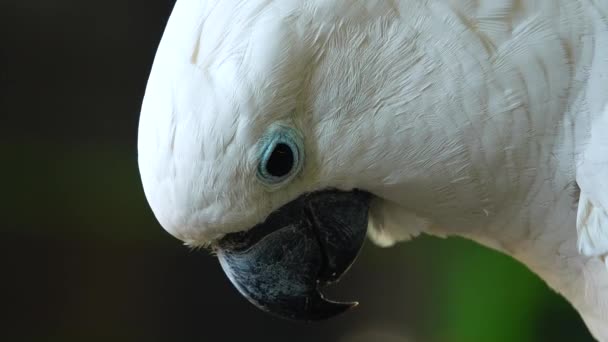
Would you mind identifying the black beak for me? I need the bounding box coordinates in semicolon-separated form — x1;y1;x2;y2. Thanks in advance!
215;189;371;321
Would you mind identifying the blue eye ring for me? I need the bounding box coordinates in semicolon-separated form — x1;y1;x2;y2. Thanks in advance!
256;125;304;187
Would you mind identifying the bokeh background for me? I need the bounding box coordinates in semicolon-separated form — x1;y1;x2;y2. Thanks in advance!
0;1;596;341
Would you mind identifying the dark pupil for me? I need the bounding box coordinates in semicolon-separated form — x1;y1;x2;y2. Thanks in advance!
266;143;294;178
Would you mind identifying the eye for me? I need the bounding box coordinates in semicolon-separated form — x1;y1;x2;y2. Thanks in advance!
257;126;304;187
266;143;294;178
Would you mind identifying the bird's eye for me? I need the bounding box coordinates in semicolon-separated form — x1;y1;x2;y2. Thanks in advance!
257;126;303;187
266;143;294;178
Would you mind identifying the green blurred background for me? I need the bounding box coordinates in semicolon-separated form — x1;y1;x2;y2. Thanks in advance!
0;1;595;341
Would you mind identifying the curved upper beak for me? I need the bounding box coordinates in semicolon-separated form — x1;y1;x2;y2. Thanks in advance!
214;189;371;321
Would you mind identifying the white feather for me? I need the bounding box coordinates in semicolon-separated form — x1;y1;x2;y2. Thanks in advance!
138;0;608;339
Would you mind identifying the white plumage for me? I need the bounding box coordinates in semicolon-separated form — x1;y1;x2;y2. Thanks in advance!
138;0;608;339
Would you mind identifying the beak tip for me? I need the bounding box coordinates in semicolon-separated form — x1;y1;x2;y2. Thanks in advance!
299;292;359;321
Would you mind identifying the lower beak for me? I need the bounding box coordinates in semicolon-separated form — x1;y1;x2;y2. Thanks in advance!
214;189;371;321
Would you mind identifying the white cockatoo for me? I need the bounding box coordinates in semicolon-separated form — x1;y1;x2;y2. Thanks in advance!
137;0;608;340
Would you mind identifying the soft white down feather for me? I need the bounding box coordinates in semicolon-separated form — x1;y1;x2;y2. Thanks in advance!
137;0;608;339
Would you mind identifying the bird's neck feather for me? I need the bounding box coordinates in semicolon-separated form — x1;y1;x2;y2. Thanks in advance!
306;0;601;310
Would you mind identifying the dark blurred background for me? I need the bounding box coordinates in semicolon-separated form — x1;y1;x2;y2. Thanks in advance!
0;1;595;341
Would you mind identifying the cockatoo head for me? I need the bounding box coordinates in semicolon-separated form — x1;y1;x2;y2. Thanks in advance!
138;1;374;320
